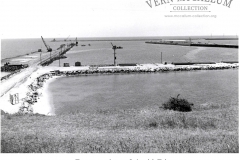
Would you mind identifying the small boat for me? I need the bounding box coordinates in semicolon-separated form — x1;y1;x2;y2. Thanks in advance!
51;38;56;42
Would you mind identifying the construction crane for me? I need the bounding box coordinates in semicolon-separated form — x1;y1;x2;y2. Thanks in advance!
111;43;123;66
41;36;52;52
64;35;70;41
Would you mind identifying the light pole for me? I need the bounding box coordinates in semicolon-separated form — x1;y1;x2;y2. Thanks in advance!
38;49;42;65
59;47;62;67
59;44;66;67
59;50;61;67
113;48;116;66
161;52;163;64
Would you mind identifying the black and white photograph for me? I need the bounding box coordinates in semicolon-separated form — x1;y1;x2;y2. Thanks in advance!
0;0;239;159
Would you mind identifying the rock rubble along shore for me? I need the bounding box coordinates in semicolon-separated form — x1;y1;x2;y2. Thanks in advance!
53;63;238;76
18;73;52;114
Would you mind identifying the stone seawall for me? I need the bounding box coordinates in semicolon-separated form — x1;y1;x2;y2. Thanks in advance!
51;63;238;76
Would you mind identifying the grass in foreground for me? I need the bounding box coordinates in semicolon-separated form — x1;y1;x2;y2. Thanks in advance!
1;103;239;153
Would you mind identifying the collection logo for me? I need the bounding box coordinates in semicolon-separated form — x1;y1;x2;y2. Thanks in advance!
146;0;234;11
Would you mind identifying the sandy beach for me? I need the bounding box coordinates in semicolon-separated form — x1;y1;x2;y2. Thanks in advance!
31;76;56;115
0;67;53;115
0;65;91;115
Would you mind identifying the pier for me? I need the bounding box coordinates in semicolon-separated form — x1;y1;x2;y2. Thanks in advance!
1;42;75;82
39;43;75;66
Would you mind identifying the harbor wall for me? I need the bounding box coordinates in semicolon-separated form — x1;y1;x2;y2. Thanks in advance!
145;41;238;48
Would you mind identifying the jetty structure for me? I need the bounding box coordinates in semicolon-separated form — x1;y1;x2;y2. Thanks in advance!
1;36;76;81
146;39;238;48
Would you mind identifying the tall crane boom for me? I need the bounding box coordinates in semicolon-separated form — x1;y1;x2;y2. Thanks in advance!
110;43;123;66
41;36;52;52
64;35;70;41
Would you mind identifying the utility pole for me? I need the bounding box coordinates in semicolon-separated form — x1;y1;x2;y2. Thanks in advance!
40;51;42;64
59;44;65;67
113;48;116;66
76;37;78;46
161;52;163;64
38;49;42;65
59;50;61;67
59;46;62;67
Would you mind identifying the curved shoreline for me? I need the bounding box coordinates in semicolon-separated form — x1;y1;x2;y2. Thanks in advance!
0;67;57;115
0;63;238;115
31;76;56;115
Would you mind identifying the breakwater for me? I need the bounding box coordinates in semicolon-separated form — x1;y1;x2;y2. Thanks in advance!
145;41;238;48
54;63;238;76
191;43;238;48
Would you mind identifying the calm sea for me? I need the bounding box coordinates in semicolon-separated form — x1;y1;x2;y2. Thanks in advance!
49;70;238;115
1;37;238;115
1;36;238;61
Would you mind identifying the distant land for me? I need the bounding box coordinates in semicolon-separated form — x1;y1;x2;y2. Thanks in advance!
48;35;238;42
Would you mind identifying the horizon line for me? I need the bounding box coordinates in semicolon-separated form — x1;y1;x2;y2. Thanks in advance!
1;35;238;40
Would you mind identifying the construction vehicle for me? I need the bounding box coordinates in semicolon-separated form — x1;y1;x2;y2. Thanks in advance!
111;43;123;49
41;36;52;52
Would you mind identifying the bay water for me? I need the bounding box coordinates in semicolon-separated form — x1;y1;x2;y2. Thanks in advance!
1;37;238;115
49;70;238;115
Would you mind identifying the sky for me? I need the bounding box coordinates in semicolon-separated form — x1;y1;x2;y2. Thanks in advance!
0;0;239;39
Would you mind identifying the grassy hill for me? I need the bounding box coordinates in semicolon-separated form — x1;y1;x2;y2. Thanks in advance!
1;103;238;153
